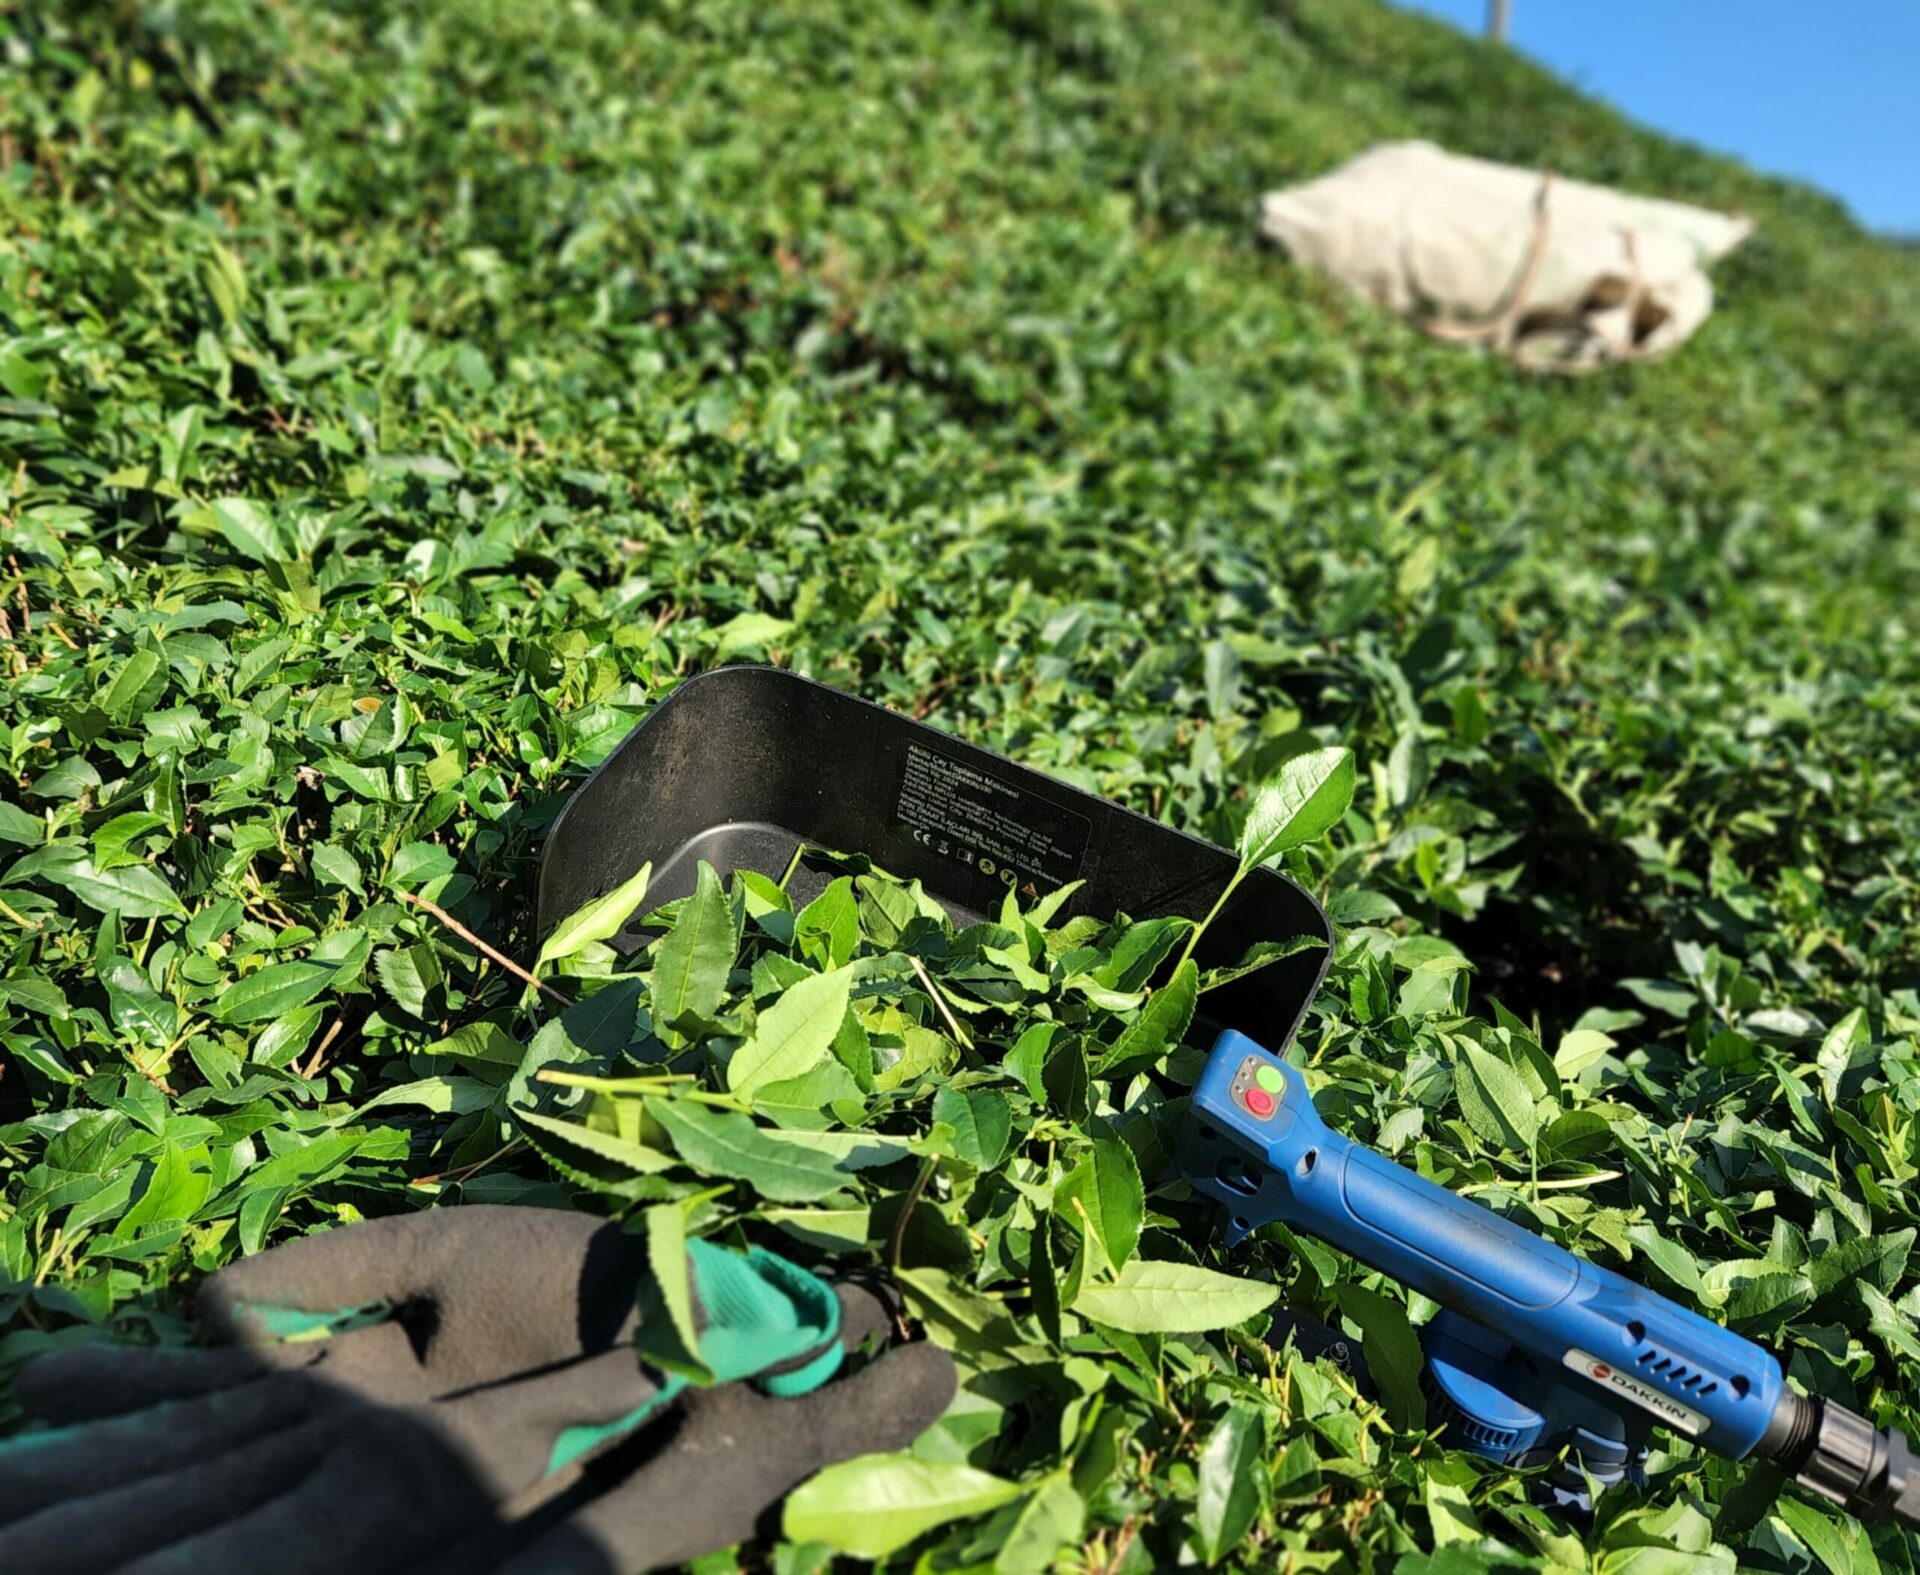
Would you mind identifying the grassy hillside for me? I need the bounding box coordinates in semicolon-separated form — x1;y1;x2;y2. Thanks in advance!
2;0;1917;1569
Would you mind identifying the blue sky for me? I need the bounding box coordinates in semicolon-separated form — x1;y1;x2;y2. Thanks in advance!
1392;1;1919;235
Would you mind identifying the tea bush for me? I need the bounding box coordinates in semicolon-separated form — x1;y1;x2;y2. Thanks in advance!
1;1;1917;1571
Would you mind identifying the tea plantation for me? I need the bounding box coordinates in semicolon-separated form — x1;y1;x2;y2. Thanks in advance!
2;1;1918;1571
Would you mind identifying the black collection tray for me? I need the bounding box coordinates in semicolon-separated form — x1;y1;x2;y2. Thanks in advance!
536;667;1330;1053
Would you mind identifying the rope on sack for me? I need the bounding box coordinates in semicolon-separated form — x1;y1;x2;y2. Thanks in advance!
1425;170;1556;351
1615;227;1665;363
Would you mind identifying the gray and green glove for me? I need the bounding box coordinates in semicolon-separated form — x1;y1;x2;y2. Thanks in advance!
0;1205;955;1574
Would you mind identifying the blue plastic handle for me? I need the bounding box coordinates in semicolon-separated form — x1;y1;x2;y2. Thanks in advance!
1184;1029;1784;1458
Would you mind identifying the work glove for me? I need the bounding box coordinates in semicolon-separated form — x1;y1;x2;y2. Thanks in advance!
0;1205;955;1574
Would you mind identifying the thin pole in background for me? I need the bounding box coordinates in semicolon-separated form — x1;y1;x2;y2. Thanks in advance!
1487;0;1511;42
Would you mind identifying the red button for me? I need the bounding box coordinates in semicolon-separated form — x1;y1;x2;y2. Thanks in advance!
1244;1086;1276;1118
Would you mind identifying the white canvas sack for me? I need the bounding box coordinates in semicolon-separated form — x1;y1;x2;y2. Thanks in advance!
1259;141;1753;370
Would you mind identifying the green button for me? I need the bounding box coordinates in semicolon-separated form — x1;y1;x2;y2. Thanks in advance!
1254;1064;1284;1094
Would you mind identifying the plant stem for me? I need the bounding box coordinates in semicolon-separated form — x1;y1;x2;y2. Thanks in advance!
411;1138;525;1189
299;1016;346;1081
1175;860;1249;971
910;955;973;1048
398;890;574;1010
889;1156;938;1274
0;896;41;929
776;841;808;891
535;1068;748;1108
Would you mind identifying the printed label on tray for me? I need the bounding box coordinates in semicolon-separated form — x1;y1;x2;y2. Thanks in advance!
894;742;1092;893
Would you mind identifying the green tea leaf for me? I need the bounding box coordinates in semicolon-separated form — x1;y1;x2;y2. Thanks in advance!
26;756;101;801
1003;1021;1057;1101
1043;1036;1091;1121
356;1075;496;1118
101;648;166;721
387;840;456;889
783;1454;1024;1558
1453;1043;1540;1153
1093;917;1188;992
66;1167;141;1233
309;842;365;896
1195;1403;1267;1563
1030;1215;1062;1346
754;1127;912;1170
1627;1225;1708;1299
233;635;293;695
1055;1137;1144;1273
422;1021;525;1065
1204;638;1242;722
1199;936;1322;993
651;862;736;1030
709;610;793;663
1808;1229;1912;1301
344;697;407;759
1553;1028;1616;1080
932;1084;1012;1170
1239;748;1355;866
1815;1007;1870;1104
0;972;69;1019
514;1107;676;1193
1861;1282;1920;1365
997;1472;1087;1575
101;959;176;1046
1094;959;1197;1078
762;1206;872;1250
199;497;285;565
8;1037;77;1084
120;1145;212;1234
1072;1259;1278;1333
41;858;186;919
1334;1284;1426;1431
640;1200;714;1382
538;862;653;969
795;876;859;969
217;961;334;1024
0;800;44;844
1385;726;1429;810
650;1099;849;1202
728;963;853;1098
220;1132;364;1199
1773;1497;1860;1575
91;811;165;867
1721;1271;1813;1330
376;943;444;1018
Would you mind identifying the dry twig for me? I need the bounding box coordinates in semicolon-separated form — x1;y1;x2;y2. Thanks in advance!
397;890;574;1010
298;1016;346;1081
909;955;972;1049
